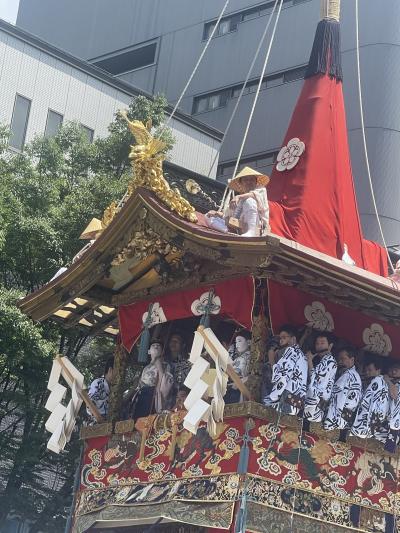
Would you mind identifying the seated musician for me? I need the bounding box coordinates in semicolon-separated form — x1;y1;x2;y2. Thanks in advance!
127;340;174;420
350;357;390;442
323;347;362;433
206;167;270;237
263;325;308;415
225;329;251;404
304;332;337;423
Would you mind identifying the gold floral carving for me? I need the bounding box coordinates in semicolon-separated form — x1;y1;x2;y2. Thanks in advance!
114;419;136;434
126;118;197;223
80;422;113;440
111;209;180;267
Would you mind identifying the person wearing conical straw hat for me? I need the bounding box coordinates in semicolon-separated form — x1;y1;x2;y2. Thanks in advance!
227;166;270;237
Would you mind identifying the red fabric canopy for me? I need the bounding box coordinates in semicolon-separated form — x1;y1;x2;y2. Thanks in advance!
119;277;255;352
268;73;387;277
268;280;398;356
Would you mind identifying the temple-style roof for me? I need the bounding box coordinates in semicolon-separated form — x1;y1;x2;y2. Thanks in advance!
19;186;400;337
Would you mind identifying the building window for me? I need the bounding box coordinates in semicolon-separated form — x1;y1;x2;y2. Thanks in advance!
81;125;94;143
193;90;230;114
9;94;31;151
45;110;63;137
92;41;157;75
193;65;306;114
203;0;310;40
217;150;279;180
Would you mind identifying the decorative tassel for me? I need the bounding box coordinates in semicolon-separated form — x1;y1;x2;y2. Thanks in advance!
200;289;215;328
305;19;343;81
237;444;249;475
169;412;179;461
234;492;248;533
138;303;154;363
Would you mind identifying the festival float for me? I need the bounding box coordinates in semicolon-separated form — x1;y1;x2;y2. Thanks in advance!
19;0;400;531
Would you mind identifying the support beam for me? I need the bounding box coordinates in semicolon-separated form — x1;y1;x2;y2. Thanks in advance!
108;343;128;423
247;279;269;401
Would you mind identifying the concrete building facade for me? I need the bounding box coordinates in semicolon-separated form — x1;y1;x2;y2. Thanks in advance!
16;0;400;247
0;19;222;177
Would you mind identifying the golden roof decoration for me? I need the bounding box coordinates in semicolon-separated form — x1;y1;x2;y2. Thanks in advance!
125;115;197;223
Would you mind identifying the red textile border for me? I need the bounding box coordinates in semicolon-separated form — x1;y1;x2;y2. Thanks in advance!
119;277;255;352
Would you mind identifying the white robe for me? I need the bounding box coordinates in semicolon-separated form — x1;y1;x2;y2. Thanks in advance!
351;375;389;440
264;344;308;415
388;381;400;431
323;366;362;430
304;352;337;422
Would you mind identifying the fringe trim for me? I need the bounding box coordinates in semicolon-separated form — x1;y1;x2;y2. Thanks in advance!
305;19;343;81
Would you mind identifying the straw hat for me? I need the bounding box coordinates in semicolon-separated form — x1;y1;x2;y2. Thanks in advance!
79;218;104;240
228;166;270;193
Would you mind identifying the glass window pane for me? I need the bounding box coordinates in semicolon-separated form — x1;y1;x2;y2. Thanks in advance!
93;42;157;75
195;97;208;113
231;86;242;98
81;125;94;142
45;110;63;137
218;20;230;35
209;94;221;109
204;22;216;40
9;94;31;151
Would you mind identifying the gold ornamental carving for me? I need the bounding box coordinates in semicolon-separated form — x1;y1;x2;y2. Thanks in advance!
125;117;197;223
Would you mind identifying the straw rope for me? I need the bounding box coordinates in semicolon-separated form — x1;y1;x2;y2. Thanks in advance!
321;0;340;21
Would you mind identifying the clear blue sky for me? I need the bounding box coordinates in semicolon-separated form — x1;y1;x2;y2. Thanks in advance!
0;0;20;24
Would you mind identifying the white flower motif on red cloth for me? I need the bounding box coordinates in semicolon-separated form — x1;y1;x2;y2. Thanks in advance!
142;303;167;327
191;291;221;316
304;301;334;331
276;138;305;171
362;323;392;356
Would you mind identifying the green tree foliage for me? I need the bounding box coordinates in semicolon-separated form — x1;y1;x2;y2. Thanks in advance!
0;94;173;530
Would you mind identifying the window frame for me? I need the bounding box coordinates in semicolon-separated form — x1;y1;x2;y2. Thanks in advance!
44;109;64;138
9;93;31;152
91;40;158;76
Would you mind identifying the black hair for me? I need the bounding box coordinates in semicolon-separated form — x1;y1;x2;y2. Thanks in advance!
235;329;252;341
338;346;356;360
365;357;384;372
389;361;400;370
177;385;190;394
279;324;298;340
104;356;114;375
314;331;334;345
150;339;164;349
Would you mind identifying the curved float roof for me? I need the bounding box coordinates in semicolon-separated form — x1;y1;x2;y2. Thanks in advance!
19;187;400;337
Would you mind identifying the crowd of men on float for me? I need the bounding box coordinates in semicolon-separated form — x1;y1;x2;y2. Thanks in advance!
87;325;400;451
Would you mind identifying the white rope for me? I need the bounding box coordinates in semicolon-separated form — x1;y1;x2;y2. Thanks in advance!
161;0;231;134
355;0;394;272
116;0;230;211
220;0;284;211
207;0;280;180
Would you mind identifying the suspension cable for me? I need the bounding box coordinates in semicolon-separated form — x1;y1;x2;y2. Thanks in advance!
161;0;231;134
355;0;394;272
207;0;280;180
220;0;284;211
116;0;230;211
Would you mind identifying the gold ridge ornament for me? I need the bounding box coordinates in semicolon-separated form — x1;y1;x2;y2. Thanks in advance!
124;115;198;223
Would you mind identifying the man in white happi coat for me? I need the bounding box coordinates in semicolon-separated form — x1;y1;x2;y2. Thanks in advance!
264;324;308;415
384;362;400;452
351;358;389;441
304;333;337;422
323;347;362;432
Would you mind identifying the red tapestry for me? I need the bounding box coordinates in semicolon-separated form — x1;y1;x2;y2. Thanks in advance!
119;277;255;352
268;280;399;356
76;412;399;529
